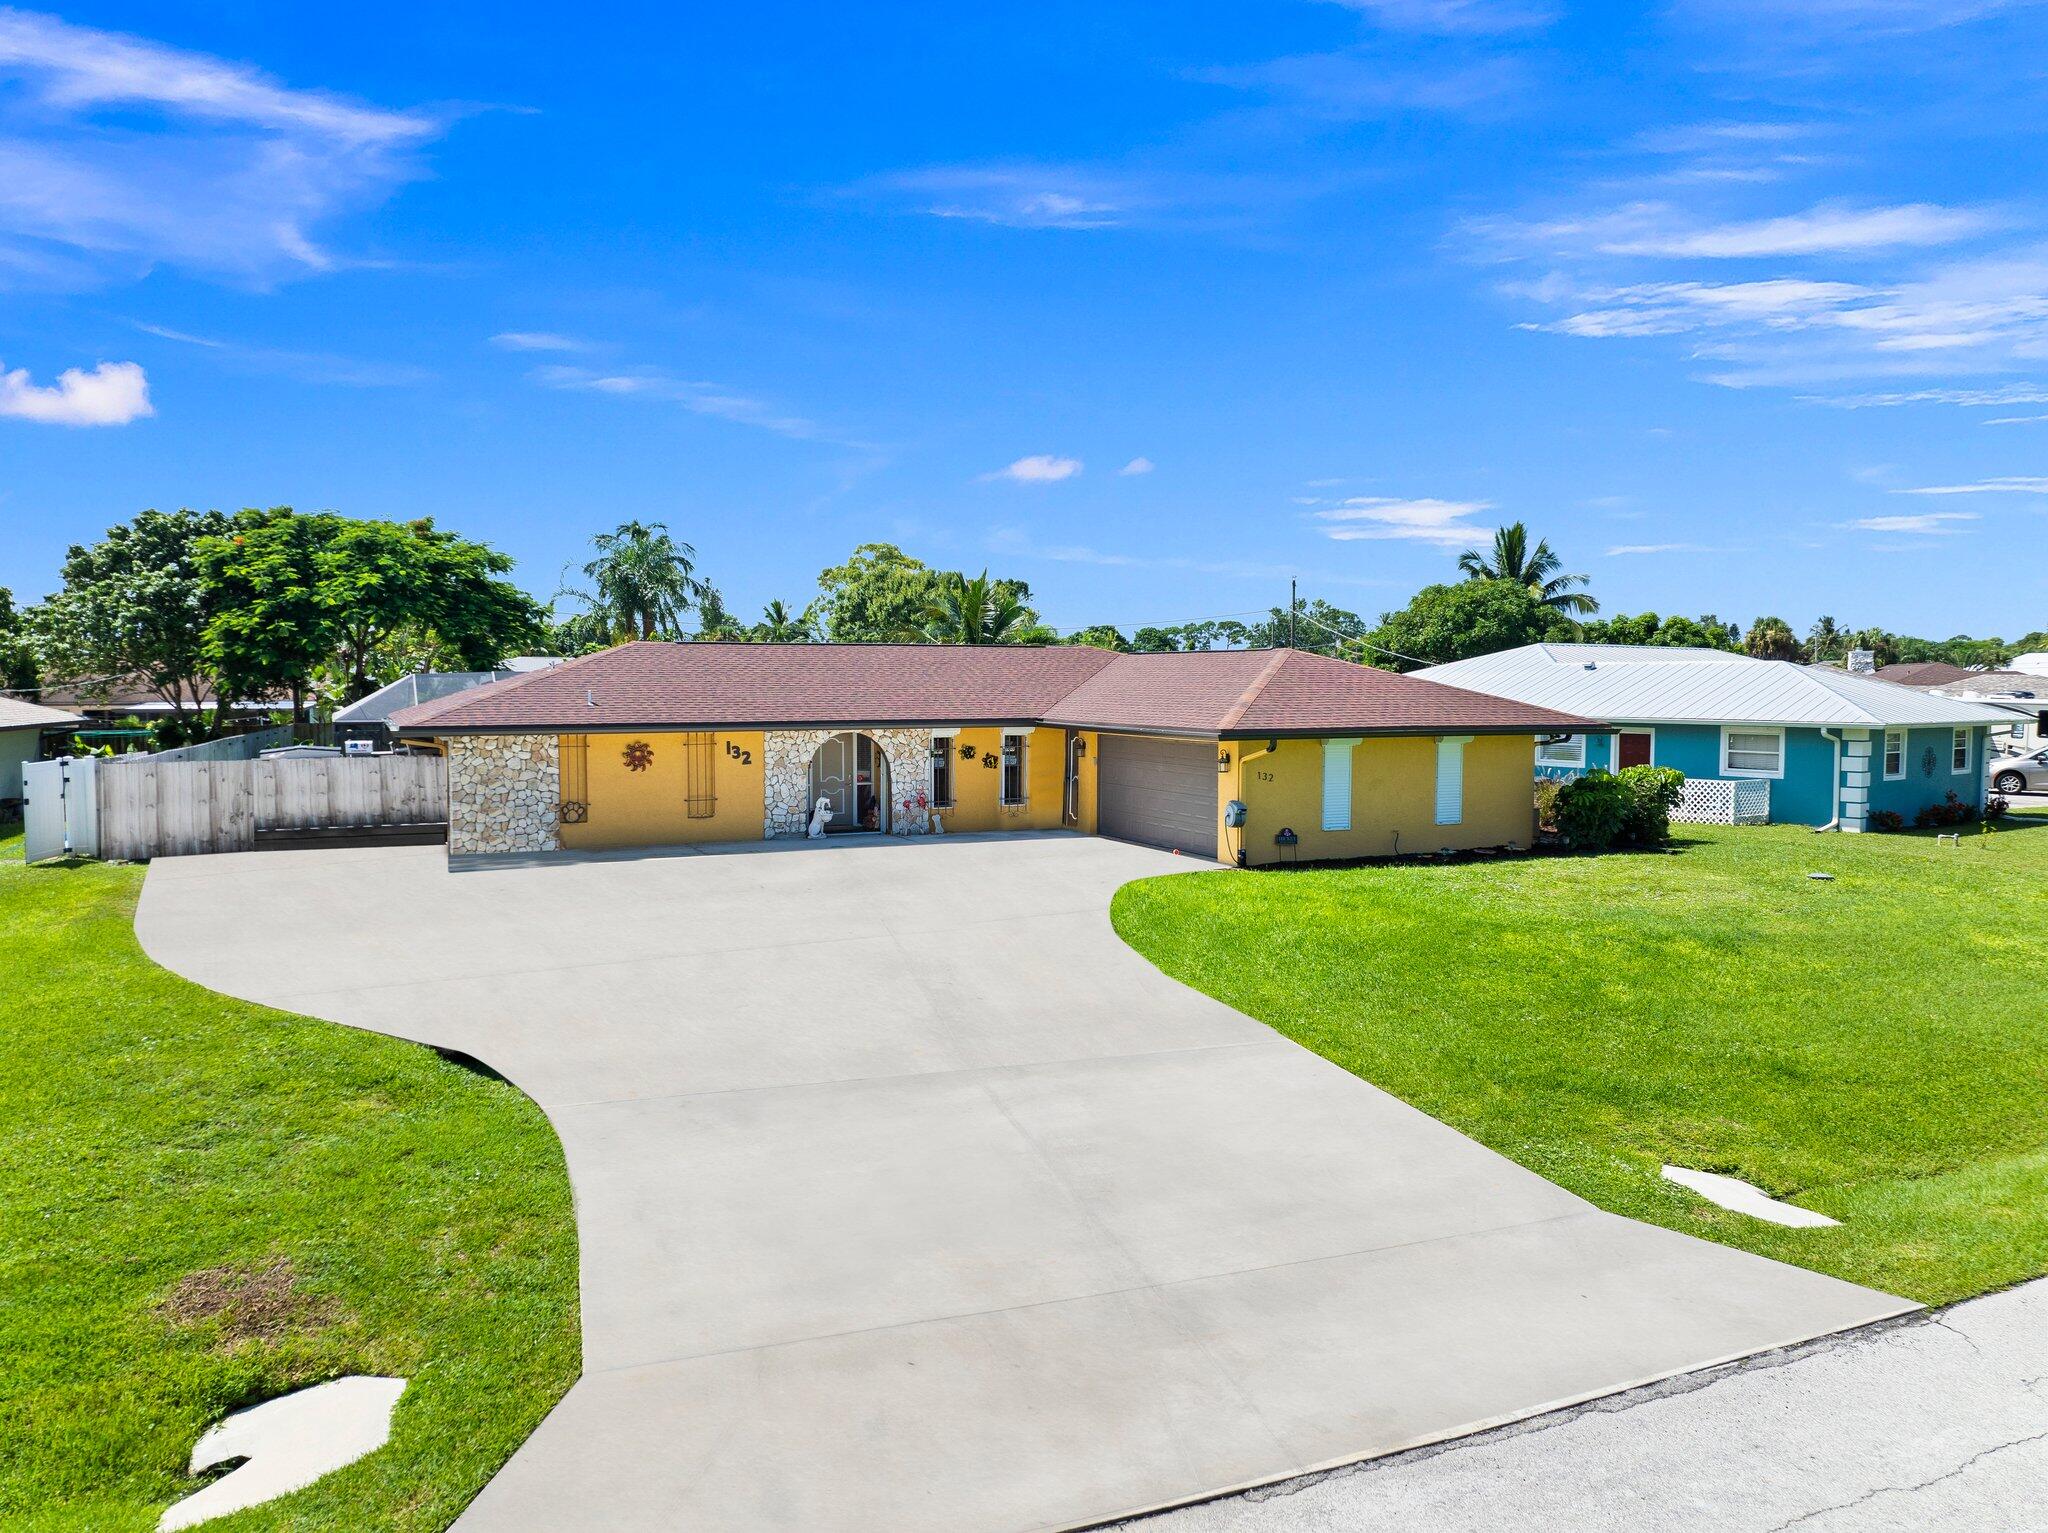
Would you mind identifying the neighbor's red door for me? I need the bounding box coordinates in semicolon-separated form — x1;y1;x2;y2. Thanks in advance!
1617;732;1653;768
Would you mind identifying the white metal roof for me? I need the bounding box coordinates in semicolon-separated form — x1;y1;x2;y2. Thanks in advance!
0;695;85;730
1416;645;2025;728
333;670;505;724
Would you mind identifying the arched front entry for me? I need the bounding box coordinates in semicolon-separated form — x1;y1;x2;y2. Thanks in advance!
806;732;891;833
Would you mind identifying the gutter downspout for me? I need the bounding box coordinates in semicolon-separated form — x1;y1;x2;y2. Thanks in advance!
1817;728;1843;832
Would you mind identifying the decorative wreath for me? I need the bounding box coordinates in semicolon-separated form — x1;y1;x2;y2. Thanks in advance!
622;740;654;773
558;800;590;824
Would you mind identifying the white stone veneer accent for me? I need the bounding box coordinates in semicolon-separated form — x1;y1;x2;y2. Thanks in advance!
763;729;935;837
447;734;562;854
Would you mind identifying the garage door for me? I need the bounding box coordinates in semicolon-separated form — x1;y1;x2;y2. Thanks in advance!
1096;734;1216;858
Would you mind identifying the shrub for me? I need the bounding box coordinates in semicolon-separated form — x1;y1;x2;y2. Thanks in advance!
1615;765;1685;847
1987;796;2010;821
1867;809;1904;832
1914;791;1978;829
1534;776;1564;833
1554;770;1629;851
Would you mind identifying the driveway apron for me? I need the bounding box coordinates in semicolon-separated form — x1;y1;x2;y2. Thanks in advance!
136;833;1915;1532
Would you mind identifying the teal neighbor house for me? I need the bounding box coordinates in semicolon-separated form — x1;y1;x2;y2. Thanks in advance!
1416;645;2021;831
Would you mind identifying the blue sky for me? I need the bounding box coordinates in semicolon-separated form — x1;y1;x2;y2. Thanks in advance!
2;1;2046;639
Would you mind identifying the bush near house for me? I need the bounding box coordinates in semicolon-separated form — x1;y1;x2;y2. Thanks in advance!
1914;790;1979;829
1615;764;1684;846
1552;766;1683;851
0;832;579;1531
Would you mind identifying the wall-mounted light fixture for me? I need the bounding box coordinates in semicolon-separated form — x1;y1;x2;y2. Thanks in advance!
1217;750;1231;773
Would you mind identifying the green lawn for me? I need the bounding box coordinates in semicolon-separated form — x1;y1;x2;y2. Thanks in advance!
1113;817;2048;1307
0;830;579;1532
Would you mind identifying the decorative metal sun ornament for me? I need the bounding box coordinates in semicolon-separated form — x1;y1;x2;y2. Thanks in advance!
623;740;655;773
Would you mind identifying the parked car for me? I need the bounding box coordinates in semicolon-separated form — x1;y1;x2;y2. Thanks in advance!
1989;747;2048;796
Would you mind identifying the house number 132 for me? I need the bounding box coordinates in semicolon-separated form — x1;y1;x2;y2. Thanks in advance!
724;740;753;765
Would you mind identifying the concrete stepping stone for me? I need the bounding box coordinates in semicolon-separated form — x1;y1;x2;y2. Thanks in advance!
1662;1166;1839;1229
160;1376;406;1530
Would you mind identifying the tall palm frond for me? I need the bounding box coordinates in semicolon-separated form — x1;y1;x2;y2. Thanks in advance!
1458;522;1598;616
578;521;704;640
921;570;1030;644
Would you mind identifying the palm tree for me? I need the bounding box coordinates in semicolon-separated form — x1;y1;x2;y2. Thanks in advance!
1457;523;1598;617
1744;616;1804;662
579;521;704;640
755;599;815;643
921;570;1031;644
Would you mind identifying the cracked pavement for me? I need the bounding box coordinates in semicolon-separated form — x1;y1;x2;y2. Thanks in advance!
1122;1278;2048;1533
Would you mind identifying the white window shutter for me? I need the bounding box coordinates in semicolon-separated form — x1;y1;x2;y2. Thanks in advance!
1321;739;1353;831
1435;737;1468;825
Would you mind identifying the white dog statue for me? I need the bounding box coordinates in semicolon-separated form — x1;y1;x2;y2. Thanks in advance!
807;796;834;838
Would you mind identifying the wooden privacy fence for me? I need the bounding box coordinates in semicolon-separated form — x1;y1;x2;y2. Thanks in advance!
95;755;448;860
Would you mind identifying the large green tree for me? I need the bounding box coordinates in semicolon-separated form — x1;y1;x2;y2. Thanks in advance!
1243;598;1364;652
811;544;1041;643
691;582;748;641
32;508;234;726
1579;611;1742;651
812;543;942;641
1743;616;1804;662
577;521;704;641
319;518;543;702
195;509;336;720
1364;579;1565;671
1457;523;1598;617
1060;625;1130;652
1129;620;1249;653
0;587;38;693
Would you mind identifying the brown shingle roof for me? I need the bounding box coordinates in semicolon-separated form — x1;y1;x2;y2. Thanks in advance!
1874;662;1975;687
393;642;1119;732
394;641;1602;738
1043;646;1599;737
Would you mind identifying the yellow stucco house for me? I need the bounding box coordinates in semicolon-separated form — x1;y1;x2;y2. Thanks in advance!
392;642;1600;865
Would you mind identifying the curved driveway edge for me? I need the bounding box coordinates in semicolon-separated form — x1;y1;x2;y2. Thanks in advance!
136;833;1916;1532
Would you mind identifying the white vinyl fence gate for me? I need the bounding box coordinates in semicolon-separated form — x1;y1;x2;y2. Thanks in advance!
22;756;99;862
22;755;446;862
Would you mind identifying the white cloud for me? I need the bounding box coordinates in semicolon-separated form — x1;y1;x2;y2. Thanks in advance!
1893;476;2048;495
137;322;428;387
854;166;1131;229
987;528;1393;587
1118;456;1155;476
1985;414;2048;424
1319;0;1555;30
491;332;584;352
0;10;437;286
529;363;862;446
1805;384;2048;408
1312;496;1493;545
1846;512;1980;532
1508;252;2048;389
0;357;151;424
984;454;1083;483
1494;201;1994;261
1196;49;1529;120
1606;542;1719;555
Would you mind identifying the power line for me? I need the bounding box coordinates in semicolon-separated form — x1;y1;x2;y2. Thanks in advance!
1287;605;1434;670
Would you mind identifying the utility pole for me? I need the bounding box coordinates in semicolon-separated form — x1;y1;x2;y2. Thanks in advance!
1288;577;1297;649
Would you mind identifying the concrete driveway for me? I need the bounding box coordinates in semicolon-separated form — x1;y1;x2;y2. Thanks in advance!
136;832;1914;1532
